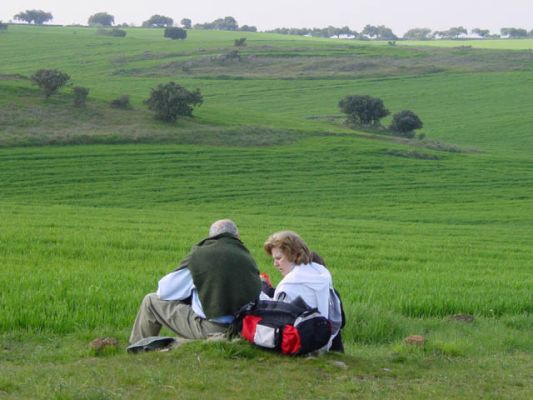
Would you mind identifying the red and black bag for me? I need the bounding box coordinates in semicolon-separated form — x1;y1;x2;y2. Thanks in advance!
235;297;332;355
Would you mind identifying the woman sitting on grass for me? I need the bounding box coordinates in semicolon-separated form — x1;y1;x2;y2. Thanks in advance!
261;230;344;352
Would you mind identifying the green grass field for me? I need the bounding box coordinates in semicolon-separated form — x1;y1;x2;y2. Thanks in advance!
0;25;532;399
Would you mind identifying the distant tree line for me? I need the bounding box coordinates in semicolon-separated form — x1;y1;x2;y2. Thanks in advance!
8;9;533;40
193;16;257;32
267;24;533;40
266;25;398;40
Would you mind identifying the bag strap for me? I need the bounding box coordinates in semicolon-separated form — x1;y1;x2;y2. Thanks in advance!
333;288;346;329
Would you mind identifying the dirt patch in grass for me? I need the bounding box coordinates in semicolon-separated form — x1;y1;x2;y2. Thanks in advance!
110;45;533;80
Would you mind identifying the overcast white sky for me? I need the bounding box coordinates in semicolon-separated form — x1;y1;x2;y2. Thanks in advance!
2;0;532;35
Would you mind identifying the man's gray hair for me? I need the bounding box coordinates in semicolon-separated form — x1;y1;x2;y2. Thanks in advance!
209;219;240;238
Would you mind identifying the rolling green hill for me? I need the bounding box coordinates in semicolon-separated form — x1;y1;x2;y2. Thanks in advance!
2;25;533;152
0;25;531;399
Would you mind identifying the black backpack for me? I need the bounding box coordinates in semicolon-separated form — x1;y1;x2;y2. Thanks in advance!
234;297;332;355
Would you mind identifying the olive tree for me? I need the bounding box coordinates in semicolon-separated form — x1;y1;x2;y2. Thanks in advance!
389;110;423;138
339;95;389;126
471;28;490;38
30;69;70;98
142;15;174;27
403;28;432;40
14;10;53;24
362;24;397;40
88;12;114;26
501;27;528;38
144;82;203;122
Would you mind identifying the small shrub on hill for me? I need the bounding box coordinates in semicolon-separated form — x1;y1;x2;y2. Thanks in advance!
213;50;241;62
339;94;389;126
389;110;423;138
144;82;203;122
97;28;127;37
164;27;187;40
110;95;131;109
30;69;70;98
234;37;247;47
0;22;8;31
72;86;89;107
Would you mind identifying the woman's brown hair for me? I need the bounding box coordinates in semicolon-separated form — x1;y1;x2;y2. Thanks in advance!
263;231;311;265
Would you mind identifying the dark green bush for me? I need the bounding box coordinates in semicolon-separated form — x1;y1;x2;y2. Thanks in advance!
30;69;70;98
144;82;202;122
72;86;89;107
109;28;126;37
389;110;423;138
339;95;389;126
97;28;127;37
110;95;131;109
164;27;187;40
234;37;247;47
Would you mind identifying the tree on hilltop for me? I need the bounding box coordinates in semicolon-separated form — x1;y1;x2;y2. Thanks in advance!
88;12;114;26
14;10;53;25
433;26;467;39
403;28;432;40
142;15;174;28
500;27;528;38
181;18;192;29
326;25;353;38
339;95;390;126
471;28;490;38
194;16;239;31
362;25;397;40
219;16;238;31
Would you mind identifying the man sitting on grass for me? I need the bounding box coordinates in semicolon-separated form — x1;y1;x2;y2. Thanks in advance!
129;219;261;344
